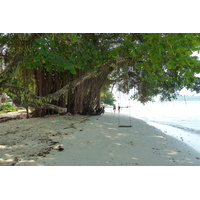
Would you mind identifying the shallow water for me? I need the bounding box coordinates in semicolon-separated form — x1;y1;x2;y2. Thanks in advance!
131;101;200;131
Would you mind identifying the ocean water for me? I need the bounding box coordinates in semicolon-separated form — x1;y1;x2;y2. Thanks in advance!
108;100;200;153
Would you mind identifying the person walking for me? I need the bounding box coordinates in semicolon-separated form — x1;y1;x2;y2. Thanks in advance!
113;104;116;113
118;105;121;113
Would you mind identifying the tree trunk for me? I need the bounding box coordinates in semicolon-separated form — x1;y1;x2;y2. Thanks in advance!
34;68;68;117
67;69;85;114
2;59;128;117
34;62;116;116
67;69;108;115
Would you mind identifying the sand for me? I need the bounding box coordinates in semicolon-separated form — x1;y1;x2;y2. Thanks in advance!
1;111;200;166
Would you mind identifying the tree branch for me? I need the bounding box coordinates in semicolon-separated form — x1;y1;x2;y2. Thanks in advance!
0;33;45;85
1;58;130;114
0;51;24;85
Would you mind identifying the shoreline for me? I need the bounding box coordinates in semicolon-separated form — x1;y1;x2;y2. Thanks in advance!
148;121;200;154
111;103;200;155
1;111;200;166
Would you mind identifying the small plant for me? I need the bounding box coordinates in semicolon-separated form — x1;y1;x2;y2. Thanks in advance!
0;103;18;113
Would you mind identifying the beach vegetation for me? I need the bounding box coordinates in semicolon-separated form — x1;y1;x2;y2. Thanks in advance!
101;90;116;106
0;103;18;113
1;33;200;117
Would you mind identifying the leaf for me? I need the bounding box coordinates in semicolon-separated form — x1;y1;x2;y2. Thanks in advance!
35;39;46;45
49;40;56;47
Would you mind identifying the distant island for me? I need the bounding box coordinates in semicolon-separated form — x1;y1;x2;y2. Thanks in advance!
175;95;200;101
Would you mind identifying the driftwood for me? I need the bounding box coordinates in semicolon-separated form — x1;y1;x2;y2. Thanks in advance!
0;111;27;123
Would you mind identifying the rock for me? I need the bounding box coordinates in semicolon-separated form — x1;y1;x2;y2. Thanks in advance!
58;145;64;151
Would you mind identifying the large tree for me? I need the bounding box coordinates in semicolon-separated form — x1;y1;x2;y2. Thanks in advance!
0;33;200;117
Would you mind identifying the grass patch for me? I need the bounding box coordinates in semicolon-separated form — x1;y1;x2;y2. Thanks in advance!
0;103;18;113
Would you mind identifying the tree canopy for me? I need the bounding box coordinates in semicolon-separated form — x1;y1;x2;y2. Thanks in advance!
0;33;200;117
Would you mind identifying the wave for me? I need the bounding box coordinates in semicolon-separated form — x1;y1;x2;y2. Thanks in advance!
150;120;200;135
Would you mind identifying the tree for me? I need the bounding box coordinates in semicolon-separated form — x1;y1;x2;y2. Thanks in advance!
101;90;116;106
0;33;124;116
0;33;200;117
115;33;200;102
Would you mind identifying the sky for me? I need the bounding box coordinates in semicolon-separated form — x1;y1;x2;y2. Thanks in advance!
192;51;200;59
182;51;200;96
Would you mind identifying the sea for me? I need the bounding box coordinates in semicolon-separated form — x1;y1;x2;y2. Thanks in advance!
106;99;200;153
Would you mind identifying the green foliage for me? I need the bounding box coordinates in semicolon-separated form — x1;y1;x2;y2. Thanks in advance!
101;90;116;105
190;77;200;93
0;103;18;113
24;37;77;74
19;33;117;75
117;33;200;102
1;33;200;108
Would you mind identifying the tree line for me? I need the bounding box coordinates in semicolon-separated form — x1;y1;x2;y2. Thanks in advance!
0;33;200;117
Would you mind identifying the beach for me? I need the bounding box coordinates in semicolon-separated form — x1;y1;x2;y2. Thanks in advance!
1;111;200;166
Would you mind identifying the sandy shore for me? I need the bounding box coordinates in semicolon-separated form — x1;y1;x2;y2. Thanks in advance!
1;111;200;166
